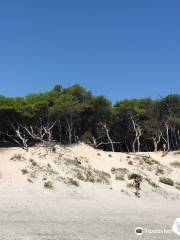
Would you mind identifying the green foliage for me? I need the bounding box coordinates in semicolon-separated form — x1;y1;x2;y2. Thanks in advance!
44;181;53;189
175;183;180;190
142;156;158;165
0;84;180;152
159;177;174;186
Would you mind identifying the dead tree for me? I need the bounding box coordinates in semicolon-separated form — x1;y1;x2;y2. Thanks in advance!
99;122;115;152
165;121;170;151
131;117;142;153
23;121;56;147
65;117;73;145
152;130;162;152
7;124;28;149
161;121;170;153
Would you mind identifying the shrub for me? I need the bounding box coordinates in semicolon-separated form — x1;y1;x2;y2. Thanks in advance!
21;169;29;175
115;174;125;181
27;178;33;183
159;177;174;186
128;160;133;165
111;167;129;175
128;173;142;180
10;154;25;161
143;156;158;165
85;169;95;183
145;178;159;188
97;153;101;156
52;146;56;153
108;154;112;157
176;184;180;190
170;161;180;168
44;181;53;189
66;178;79;187
30;159;38;167
96;170;111;184
111;167;116;173
126;182;134;188
155;167;164;175
75;170;85;181
83;168;111;184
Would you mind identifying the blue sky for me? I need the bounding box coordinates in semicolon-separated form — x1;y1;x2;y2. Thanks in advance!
0;0;179;102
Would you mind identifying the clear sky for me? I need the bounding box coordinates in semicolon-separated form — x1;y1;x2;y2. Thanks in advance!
0;0;179;102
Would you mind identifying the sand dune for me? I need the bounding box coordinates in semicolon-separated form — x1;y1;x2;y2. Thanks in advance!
0;143;180;239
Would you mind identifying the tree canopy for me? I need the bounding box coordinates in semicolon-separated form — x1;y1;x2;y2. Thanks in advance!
0;84;180;152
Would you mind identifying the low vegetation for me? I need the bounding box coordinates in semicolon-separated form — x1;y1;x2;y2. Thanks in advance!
0;83;179;153
159;177;174;186
21;169;29;175
145;178;159;188
10;154;25;161
170;161;180;168
128;160;133;165
128;173;142;180
142;156;158;165
111;167;129;175
27;178;33;183
115;174;125;181
85;168;111;184
175;181;180;190
30;159;39;167
126;182;134;188
155;167;164;175
65;178;79;187
44;181;53;189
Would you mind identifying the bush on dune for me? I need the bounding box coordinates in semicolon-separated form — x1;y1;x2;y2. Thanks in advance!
159;177;174;186
170;161;180;168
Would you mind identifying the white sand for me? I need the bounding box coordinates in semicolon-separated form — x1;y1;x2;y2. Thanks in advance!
0;143;180;239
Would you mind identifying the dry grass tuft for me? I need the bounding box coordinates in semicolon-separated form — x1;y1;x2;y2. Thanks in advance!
128;160;133;165
44;181;53;189
115;174;125;181
155;167;164;175
65;178;79;187
10;154;25;161
21;169;29;175
30;159;39;167
170;161;180;168
145;178;159;188
126;182;134;188
142;156;158;165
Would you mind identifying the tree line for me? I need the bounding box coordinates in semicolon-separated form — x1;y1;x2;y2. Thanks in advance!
0;84;180;152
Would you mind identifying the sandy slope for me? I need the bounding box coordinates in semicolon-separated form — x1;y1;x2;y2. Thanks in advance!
0;144;180;239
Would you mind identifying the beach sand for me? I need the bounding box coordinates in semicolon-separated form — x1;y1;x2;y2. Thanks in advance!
0;144;180;239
